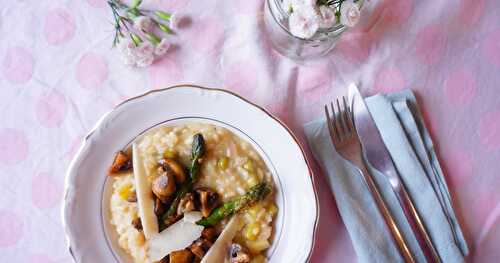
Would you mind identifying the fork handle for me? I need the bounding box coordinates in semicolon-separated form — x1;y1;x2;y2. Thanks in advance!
356;163;416;263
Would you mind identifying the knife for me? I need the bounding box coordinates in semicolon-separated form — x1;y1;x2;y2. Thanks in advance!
348;84;441;263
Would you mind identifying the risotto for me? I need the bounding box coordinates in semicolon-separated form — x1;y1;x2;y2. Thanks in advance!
108;123;277;263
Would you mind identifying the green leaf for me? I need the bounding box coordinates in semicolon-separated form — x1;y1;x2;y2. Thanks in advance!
130;33;142;46
145;32;161;45
158;23;173;34
155;10;171;21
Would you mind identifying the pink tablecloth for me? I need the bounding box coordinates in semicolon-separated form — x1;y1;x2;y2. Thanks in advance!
0;0;499;262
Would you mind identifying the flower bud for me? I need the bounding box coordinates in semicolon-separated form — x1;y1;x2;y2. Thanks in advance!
289;6;320;39
340;1;360;27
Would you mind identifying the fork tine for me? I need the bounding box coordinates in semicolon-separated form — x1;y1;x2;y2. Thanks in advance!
331;101;341;141
342;96;353;134
335;98;347;139
330;102;340;140
343;95;355;133
324;105;336;141
340;97;349;135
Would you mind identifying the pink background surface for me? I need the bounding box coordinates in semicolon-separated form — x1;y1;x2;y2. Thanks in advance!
0;0;499;262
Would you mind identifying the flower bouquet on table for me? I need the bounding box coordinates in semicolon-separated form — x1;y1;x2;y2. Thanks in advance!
263;0;364;60
284;0;362;39
108;0;179;67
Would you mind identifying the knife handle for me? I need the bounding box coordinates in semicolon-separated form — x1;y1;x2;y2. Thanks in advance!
391;174;442;263
356;162;415;263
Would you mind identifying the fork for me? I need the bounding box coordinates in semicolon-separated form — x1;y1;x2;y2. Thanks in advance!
324;97;416;263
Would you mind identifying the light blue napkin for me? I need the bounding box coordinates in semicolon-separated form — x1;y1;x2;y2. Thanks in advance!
304;90;468;263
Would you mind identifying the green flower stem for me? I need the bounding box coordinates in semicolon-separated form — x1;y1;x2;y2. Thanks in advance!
157;22;173;34
108;0;127;9
145;32;161;45
127;8;141;19
317;0;362;7
130;33;143;46
130;0;142;9
317;0;344;6
155;10;171;21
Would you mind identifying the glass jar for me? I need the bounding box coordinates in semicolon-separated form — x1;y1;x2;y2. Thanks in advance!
263;0;348;61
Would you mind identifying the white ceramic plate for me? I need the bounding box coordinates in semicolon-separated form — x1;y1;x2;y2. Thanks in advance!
63;85;319;263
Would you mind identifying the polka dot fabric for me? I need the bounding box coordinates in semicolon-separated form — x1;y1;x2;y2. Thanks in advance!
0;0;498;261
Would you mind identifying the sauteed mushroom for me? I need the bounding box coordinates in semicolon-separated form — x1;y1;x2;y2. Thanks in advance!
177;193;196;215
108;151;132;175
189;238;213;259
152;172;176;203
126;190;137;202
196;188;220;217
164;214;182;228
154;197;166;217
131;217;142;231
229;243;250;263
169;249;194;263
159;158;186;183
158;256;169;263
201;227;217;242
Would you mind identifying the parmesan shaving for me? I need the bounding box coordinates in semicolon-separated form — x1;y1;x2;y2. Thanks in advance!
201;215;243;263
148;212;204;261
132;143;159;239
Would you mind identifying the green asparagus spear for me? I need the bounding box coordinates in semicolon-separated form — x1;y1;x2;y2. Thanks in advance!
196;182;271;226
162;134;205;225
189;133;205;182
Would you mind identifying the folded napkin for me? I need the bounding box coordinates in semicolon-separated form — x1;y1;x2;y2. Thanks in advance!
304;90;468;262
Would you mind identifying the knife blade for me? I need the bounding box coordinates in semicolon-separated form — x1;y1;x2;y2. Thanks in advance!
348;84;441;263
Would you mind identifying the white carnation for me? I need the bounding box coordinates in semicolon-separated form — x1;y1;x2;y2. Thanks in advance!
289;6;320;39
154;39;171;56
339;0;360;27
291;0;316;7
169;14;178;30
318;5;337;29
117;39;157;67
133;16;153;32
136;54;155;67
118;38;136;56
135;42;154;58
121;53;137;66
118;38;139;66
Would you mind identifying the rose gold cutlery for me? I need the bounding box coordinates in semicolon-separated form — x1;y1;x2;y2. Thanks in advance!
349;85;441;263
324;96;415;263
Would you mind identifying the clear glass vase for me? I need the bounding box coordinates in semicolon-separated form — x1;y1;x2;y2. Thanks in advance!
263;0;348;61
